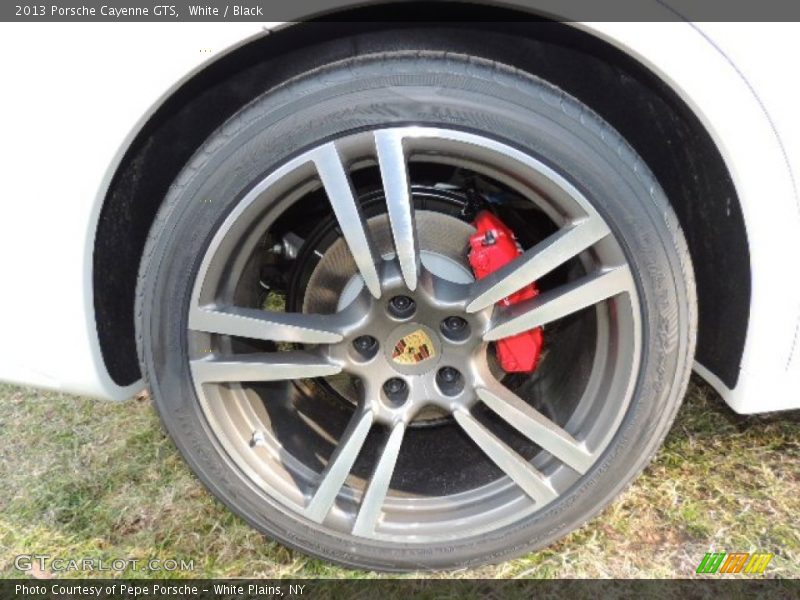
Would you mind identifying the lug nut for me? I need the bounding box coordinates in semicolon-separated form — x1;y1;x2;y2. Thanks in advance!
382;377;409;406
384;377;406;394
439;367;458;383
388;295;416;318
436;367;464;396
444;316;466;331
353;335;378;358
440;316;470;341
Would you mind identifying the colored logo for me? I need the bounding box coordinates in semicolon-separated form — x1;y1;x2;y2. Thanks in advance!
392;329;435;365
696;552;773;574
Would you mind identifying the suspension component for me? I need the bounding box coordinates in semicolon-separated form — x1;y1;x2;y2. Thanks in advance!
468;210;544;373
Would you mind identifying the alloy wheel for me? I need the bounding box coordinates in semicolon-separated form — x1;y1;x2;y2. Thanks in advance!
184;127;642;542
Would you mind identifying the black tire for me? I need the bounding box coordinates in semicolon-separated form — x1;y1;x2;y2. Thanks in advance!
136;51;696;571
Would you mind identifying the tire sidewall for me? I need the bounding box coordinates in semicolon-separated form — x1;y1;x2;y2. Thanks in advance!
137;53;695;571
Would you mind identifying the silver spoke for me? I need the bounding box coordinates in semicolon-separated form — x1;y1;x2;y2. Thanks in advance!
190;352;340;383
467;218;610;312
305;409;374;523
375;130;419;290
352;422;406;537
485;266;634;341
454;410;557;505
477;386;593;474
189;306;343;344
311;143;382;298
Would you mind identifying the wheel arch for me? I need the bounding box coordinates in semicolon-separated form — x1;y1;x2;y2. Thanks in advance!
93;7;766;405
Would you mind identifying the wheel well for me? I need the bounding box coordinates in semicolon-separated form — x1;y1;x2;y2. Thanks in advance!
93;7;750;389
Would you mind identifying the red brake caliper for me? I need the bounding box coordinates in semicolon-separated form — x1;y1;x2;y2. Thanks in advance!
468;210;544;373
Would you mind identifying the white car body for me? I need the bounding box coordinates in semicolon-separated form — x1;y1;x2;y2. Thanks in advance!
1;18;798;414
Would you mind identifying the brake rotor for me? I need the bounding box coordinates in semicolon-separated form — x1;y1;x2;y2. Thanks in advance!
303;210;476;314
302;210;476;421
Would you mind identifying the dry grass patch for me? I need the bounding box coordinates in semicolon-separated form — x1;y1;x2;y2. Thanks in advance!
1;377;797;579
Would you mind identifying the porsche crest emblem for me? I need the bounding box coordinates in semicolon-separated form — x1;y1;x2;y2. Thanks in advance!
391;329;436;365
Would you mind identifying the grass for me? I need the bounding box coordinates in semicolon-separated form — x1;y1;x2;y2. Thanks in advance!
0;377;798;579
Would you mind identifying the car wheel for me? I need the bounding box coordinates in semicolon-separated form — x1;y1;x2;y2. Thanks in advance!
136;51;696;571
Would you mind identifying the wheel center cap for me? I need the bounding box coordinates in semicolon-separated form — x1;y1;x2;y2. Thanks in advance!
385;323;442;376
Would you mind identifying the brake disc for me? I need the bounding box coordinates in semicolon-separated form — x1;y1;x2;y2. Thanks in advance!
303;210;475;420
303;210;475;313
